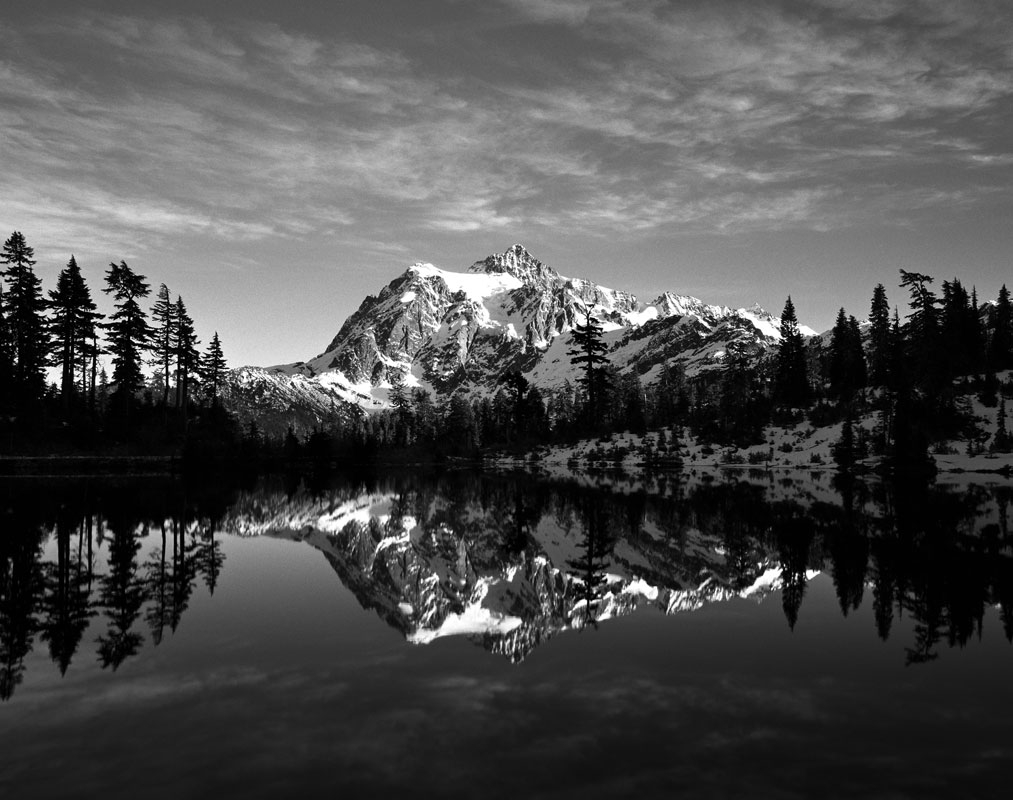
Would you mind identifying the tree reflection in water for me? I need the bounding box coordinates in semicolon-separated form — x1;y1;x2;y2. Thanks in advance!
2;469;1013;699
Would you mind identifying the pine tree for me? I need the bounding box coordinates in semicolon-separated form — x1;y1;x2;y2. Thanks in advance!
775;296;809;406
150;284;176;406
48;256;100;413
102;260;153;414
899;270;940;388
567;306;609;425
833;408;856;471
0;231;49;410
990;284;1012;371
387;369;411;445
868;284;891;387
995;396;1010;453
201;332;227;408
173;296;200;410
446;392;479;453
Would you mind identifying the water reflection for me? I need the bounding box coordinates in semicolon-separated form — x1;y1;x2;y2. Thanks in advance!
1;480;236;699
3;470;1013;699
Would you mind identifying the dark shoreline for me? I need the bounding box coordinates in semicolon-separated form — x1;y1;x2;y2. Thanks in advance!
0;455;176;476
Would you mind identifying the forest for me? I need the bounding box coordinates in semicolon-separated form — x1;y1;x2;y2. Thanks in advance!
0;230;238;463
293;268;1013;478
3;227;1012;476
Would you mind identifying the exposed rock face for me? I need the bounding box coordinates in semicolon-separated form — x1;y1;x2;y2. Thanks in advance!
222;244;814;432
220;481;790;663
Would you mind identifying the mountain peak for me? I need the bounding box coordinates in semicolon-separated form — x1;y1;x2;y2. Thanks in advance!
468;244;558;284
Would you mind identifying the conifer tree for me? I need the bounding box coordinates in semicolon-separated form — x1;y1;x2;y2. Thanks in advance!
990;284;1012;371
868;284;891;387
899;270;940;387
48;256;100;412
833;408;856;471
150;284;176;406
994;396;1010;453
102;260;153;413
201;332;227;408
775;296;809;406
1;231;49;409
567;306;609;424
387;369;411;445
173;296;200;410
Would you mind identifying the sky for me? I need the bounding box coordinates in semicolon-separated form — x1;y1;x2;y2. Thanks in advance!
2;0;1012;368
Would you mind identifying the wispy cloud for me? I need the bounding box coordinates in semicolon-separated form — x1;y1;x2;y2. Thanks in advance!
2;0;1011;265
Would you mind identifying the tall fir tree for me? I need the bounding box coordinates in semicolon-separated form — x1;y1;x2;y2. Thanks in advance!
899;269;941;388
201;332;227;408
775;296;809;406
48;255;100;413
0;231;49;410
150;284;176;406
868;283;892;387
173;296;200;410
990;284;1012;371
102;260;153;414
567;306;609;425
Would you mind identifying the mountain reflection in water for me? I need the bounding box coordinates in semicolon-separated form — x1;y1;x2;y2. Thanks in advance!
3;469;1013;701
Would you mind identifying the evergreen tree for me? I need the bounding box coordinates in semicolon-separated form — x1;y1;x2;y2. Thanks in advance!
775;296;809;406
387;369;411;445
567;307;609;425
150;284;176;406
502;370;530;438
990;284;1012;371
102;261;153;414
173;296;200;410
833;408;856;471
940;278;981;379
445;392;479;453
868;284;891;386
0;231;48;410
994;396;1010;453
201;332;227;408
48;256;100;413
411;388;438;445
899;270;941;388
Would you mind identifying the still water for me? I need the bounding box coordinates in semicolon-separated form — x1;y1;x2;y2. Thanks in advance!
1;468;1012;798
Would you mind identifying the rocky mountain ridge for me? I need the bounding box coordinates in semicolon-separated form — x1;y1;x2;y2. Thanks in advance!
222;244;815;432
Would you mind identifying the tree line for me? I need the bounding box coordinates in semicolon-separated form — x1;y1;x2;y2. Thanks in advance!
274;271;1013;471
0;230;234;456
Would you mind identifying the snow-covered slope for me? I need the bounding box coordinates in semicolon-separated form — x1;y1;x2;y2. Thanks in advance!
221;482;800;662
223;244;816;431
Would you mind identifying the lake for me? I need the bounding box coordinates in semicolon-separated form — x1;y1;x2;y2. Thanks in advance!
1;467;1012;798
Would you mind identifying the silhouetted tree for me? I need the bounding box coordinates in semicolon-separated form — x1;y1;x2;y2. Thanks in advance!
775;296;809;406
48;255;101;414
150;283;176;406
103;261;153;419
868;283;892;387
173;296;200;411
202;332;227;408
829;308;866;402
1;231;48;411
989;284;1012;371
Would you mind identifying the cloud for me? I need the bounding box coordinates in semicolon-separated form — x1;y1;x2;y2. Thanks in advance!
2;0;1011;265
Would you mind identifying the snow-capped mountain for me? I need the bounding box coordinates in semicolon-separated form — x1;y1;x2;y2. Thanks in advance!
221;481;803;662
223;244;815;431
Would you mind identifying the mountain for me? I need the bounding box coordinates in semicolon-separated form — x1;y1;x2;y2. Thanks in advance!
221;480;805;663
223;244;815;432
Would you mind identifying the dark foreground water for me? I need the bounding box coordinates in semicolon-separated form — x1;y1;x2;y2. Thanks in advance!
1;468;1012;799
